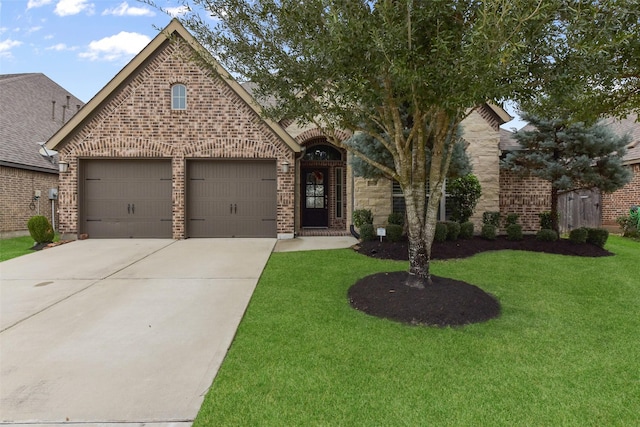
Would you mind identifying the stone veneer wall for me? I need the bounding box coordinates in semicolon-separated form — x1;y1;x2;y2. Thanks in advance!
353;177;392;228
57;37;295;239
499;170;551;232
462;109;501;230
601;163;640;226
0;166;59;236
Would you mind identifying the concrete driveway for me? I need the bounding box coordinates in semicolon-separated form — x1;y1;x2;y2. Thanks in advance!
0;238;275;426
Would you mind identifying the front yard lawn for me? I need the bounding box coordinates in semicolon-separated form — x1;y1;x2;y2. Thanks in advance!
0;235;37;262
195;236;639;426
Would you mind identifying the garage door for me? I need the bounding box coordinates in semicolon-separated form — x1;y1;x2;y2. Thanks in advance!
81;160;172;238
187;160;277;237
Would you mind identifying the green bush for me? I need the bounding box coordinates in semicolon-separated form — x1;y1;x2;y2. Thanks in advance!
459;221;474;239
387;212;404;226
505;213;519;226
585;228;609;248
506;224;523;241
482;211;501;227
434;222;448;243
353;209;373;228
27;215;55;244
538;211;557;230
385;224;404;242
449;174;482;223
569;227;588;244
536;229;559;242
481;224;497;240
444;221;460;241
359;223;376;241
616;215;640;237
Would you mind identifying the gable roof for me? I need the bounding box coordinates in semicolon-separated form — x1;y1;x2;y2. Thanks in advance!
0;73;84;173
46;19;300;153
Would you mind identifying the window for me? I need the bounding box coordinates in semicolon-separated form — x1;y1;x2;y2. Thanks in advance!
171;84;186;110
392;179;451;220
303;144;342;161
336;167;344;218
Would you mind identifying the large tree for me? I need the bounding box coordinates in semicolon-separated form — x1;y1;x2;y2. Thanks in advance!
156;0;639;285
502;113;631;232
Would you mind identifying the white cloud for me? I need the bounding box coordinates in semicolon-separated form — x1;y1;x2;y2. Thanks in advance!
102;2;155;17
79;31;150;62
54;0;94;17
27;0;53;9
27;26;43;34
0;39;23;58
165;6;189;17
47;42;76;51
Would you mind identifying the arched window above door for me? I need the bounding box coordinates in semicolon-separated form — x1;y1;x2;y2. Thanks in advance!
302;144;343;161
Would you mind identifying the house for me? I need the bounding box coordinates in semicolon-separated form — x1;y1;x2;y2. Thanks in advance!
46;19;511;240
0;73;83;237
499;115;640;233
600;113;640;230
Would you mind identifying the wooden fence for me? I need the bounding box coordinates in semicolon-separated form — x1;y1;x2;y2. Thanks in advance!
558;188;601;233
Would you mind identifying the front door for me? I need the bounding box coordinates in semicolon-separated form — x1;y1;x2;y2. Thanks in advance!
302;167;328;227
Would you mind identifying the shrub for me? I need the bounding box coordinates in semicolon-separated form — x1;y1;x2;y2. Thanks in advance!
506;224;523;241
616;215;640;238
481;224;497;240
482;211;501;227
538;211;557;231
569;227;589;244
536;229;559;242
434;222;448;243
353;209;373;228
359;223;376;241
585;228;609;248
385;224;404;242
448;174;482;223
445;221;461;241
459;221;474;239
27;215;55;244
505;213;519;226
387;212;404;226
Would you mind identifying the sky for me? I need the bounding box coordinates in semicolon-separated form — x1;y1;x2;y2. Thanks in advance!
0;0;527;129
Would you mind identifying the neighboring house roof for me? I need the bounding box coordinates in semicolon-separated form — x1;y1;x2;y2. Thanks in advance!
600;113;640;165
47;19;300;153
0;73;83;173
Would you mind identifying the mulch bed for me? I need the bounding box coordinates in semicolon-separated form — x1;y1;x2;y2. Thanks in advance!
348;236;613;327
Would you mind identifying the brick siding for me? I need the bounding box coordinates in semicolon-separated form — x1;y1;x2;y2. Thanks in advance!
601;164;640;226
0;166;59;235
499;169;551;232
56;36;295;239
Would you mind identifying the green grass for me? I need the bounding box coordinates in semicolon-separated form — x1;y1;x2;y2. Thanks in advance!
0;235;37;262
197;236;639;426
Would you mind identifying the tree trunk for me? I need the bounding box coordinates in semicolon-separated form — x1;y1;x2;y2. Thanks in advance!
551;186;559;233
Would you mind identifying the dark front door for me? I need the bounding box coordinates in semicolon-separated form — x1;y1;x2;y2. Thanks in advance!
302;167;328;227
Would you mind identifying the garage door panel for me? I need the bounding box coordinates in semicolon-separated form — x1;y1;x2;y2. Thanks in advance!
187;160;277;238
82;160;172;238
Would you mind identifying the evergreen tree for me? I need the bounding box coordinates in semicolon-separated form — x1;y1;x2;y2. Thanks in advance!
501;113;632;232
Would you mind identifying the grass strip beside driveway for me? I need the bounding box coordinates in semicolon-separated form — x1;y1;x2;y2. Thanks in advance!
0;236;37;262
195;237;639;426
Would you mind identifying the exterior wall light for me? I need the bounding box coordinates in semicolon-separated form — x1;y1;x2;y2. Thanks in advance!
58;161;69;173
281;161;290;173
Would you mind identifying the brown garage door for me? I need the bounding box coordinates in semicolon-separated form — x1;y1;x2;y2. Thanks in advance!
187;160;277;237
81;159;172;238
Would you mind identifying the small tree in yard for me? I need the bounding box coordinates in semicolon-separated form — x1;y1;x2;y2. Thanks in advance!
160;0;640;287
502;113;631;233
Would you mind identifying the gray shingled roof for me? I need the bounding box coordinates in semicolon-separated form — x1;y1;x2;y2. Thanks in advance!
0;73;84;173
499;116;640;165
